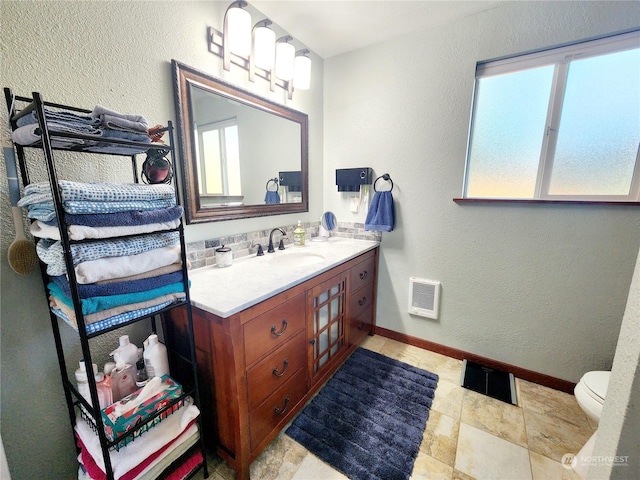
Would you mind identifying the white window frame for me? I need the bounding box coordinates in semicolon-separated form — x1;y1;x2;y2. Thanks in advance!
195;117;240;197
463;29;640;203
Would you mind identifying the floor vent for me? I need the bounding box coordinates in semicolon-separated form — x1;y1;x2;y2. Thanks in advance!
460;359;517;405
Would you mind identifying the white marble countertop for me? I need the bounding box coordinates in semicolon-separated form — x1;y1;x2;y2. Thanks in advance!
188;237;379;318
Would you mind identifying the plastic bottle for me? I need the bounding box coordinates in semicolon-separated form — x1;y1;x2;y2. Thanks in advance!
143;334;170;379
110;354;137;402
110;335;139;366
293;220;306;246
75;360;91;405
136;357;149;387
94;371;113;409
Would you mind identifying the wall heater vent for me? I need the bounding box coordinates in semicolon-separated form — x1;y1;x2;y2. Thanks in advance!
408;277;440;319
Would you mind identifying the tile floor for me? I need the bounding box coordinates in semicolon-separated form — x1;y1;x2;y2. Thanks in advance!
194;335;594;480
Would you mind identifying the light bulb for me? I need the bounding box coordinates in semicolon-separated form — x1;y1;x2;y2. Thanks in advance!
275;40;295;81
293;54;311;90
226;6;251;56
254;25;276;70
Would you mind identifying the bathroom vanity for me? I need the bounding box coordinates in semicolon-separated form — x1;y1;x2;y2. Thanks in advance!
164;238;379;480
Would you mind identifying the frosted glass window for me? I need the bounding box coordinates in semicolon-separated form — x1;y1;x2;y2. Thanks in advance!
466;66;553;198
549;49;640;195
463;31;640;202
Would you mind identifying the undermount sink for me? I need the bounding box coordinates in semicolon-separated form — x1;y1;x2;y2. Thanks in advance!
270;251;326;267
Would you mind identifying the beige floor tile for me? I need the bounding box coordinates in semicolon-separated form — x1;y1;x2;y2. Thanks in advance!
360;333;387;352
529;451;583;480
410;452;454;480
290;453;348;480
517;379;592;431
379;338;433;369
452;469;476;480
250;432;309;480
431;380;465;420
523;408;592;462
420;409;460;466
455;423;532;480
461;388;528;447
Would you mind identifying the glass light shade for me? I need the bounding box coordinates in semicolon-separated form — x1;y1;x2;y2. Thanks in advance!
275;41;295;80
254;26;276;70
293;55;312;90
226;6;251;56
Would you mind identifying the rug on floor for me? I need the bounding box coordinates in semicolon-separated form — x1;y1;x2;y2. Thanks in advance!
286;347;439;480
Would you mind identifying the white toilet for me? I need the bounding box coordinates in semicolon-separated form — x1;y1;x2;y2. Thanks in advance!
574;370;610;425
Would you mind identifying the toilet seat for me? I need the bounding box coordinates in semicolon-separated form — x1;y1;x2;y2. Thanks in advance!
574;371;610;425
582;371;609;401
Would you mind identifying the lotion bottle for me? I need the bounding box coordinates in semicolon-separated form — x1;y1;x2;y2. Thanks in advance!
110;335;139;366
143;334;170;379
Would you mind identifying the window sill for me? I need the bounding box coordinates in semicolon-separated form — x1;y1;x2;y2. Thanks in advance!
453;198;640;206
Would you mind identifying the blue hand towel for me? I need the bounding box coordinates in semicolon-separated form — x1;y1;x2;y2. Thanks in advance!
265;190;281;204
365;191;395;232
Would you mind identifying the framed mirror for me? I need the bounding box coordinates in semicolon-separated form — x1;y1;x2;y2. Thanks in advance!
172;60;309;223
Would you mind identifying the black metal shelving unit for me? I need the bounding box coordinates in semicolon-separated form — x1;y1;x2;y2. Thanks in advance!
4;88;209;480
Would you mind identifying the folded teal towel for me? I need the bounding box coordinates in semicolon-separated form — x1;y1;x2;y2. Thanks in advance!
48;281;188;315
365;191;395;232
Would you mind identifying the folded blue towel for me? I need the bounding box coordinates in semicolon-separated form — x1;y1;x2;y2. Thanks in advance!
64;206;183;227
365;191;395;232
50;271;183;299
265;191;281;204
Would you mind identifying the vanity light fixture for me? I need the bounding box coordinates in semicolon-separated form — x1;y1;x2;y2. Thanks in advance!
223;1;252;69
208;1;312;99
293;49;311;90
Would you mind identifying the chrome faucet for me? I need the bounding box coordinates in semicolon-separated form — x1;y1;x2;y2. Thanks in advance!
268;228;287;253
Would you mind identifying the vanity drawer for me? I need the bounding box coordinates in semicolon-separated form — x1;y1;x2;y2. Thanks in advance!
244;293;306;366
349;252;376;293
349;305;373;346
246;331;307;410
249;368;307;451
349;281;375;320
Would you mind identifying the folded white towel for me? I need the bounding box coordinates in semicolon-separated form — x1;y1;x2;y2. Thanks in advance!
30;218;181;241
75;245;182;284
75;400;199;479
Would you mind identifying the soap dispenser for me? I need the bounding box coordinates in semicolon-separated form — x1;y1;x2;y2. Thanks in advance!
293;220;306;246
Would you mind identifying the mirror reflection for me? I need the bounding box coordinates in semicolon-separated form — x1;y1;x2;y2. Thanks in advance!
172;60;309;223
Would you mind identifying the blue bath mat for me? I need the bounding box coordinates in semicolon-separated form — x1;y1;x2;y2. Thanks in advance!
286;347;439;480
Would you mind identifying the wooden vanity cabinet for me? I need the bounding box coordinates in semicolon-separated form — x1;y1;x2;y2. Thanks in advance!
164;247;378;480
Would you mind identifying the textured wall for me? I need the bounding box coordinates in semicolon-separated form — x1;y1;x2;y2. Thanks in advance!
324;0;640;382
0;1;322;478
589;248;640;479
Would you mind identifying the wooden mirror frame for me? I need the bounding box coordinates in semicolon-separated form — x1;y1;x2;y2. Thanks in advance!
172;60;309;223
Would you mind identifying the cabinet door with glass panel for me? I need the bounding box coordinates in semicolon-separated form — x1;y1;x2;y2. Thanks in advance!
307;272;347;383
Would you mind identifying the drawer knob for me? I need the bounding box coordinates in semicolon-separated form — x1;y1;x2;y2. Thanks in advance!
273;358;289;378
358;296;367;306
358;322;366;331
271;319;288;337
274;396;290;415
359;270;368;280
